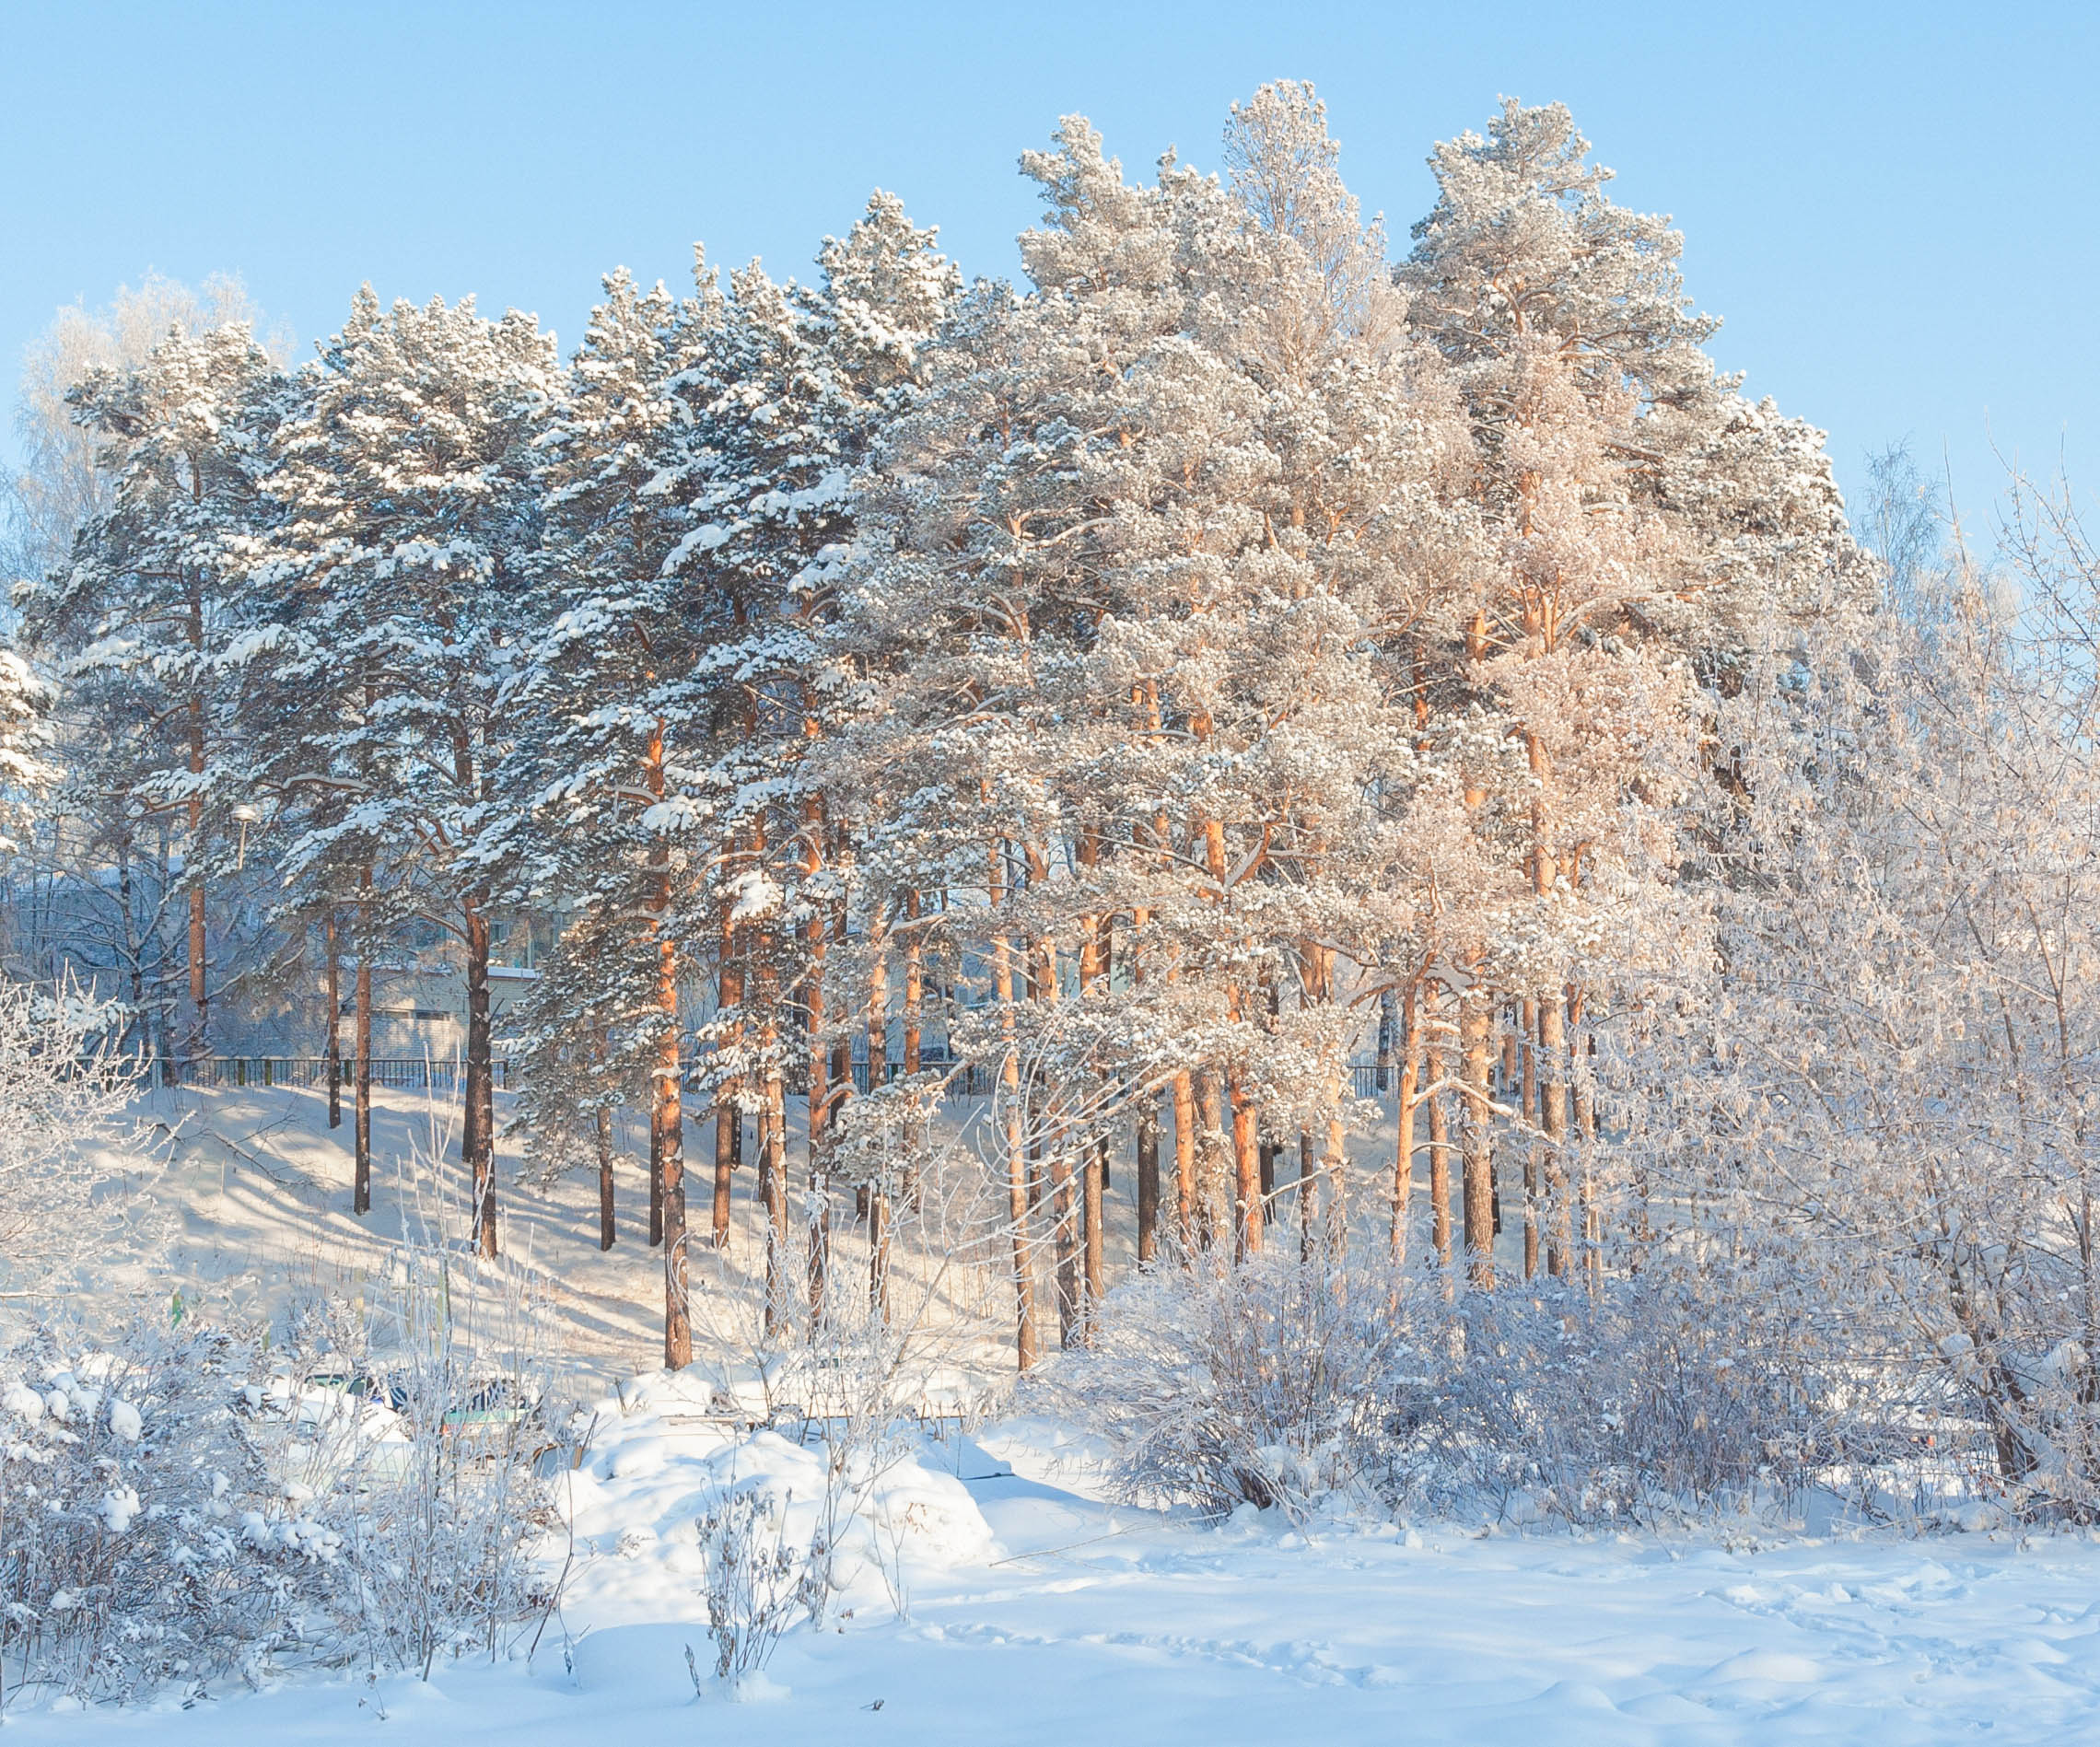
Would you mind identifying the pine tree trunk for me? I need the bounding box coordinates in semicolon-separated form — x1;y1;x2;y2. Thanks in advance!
713;882;742;1250
1128;895;1160;1264
648;1106;664;1247
1323;1100;1348;1255
762;1042;788;1339
1460;991;1494;1288
1521;996;1539;1281
1228;1066;1260;1258
1427;1032;1452;1275
597;1101;615;1252
1083;1135;1104;1320
869;1178;891;1324
657;916;688;1368
902;888;924;1204
187;868;207;1065
1141;817;1197;1255
1196;1070;1226;1249
1076;898;1105;1319
867;946;891;1317
1299;1132;1317;1260
1137;1095;1161;1263
803;803;830;1333
463;892;496;1260
989;843;1039;1368
1572;991;1599;1290
1049;1140;1080;1346
1392;984;1419;1261
1540;994;1569;1276
1172;1070;1197;1252
355;869;373;1216
324;912;342;1128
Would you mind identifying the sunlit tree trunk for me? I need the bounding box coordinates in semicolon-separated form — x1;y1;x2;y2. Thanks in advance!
1521;996;1539;1281
596;1093;615;1252
1541;992;1569;1276
761;997;788;1339
1460;990;1495;1288
1426;1029;1452;1278
1571;989;1598;1290
713;876;743;1251
1077;892;1105;1322
802;801;832;1332
1391;982;1420;1263
355;869;373;1217
324;912;343;1129
990;841;1039;1369
867;938;891;1320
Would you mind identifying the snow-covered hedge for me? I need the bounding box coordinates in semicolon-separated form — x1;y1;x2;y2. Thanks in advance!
1043;1246;1916;1529
0;1326;303;1705
0;1297;567;1708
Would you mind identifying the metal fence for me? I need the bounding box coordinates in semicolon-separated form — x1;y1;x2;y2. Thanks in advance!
844;1057;1394;1101
175;1054;1390;1101
173;1055;515;1093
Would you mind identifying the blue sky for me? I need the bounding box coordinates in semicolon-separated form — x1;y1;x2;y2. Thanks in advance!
5;0;2095;517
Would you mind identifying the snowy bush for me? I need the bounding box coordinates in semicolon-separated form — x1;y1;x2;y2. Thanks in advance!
0;976;140;1300
1375;1274;1863;1526
0;1323;307;1706
681;1416;975;1696
1038;1244;1417;1520
1046;1246;1881;1529
689;1483;810;1693
0;1229;569;1707
270;1228;570;1679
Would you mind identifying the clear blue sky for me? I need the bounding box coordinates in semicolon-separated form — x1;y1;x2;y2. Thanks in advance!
5;0;2095;518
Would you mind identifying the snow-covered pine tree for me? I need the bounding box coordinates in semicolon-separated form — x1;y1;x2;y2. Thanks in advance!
648;198;955;1340
836;125;1225;1357
0;646;57;863
19;322;281;1071
1392;99;1874;1281
506;263;725;1363
837;90;1467;1360
246;290;556;1250
226;361;396;1210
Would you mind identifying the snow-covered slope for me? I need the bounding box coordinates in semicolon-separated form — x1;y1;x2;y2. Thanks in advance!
11;1392;2100;1743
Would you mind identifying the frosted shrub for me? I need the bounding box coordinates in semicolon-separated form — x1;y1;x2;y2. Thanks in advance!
274;1226;570;1679
1052;1247;1872;1529
0;1324;306;1707
1378;1272;1862;1526
0;1226;569;1706
0;976;139;1300
687;1484;810;1695
1042;1245;1416;1521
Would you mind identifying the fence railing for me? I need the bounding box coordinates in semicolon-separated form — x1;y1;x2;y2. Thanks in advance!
842;1058;1395;1101
172;1056;514;1093
174;1054;1393;1102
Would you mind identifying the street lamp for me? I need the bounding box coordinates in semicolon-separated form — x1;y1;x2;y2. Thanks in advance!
230;802;262;871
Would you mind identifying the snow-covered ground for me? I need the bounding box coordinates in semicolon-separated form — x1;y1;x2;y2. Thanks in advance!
11;1386;2100;1743
18;1086;2100;1742
52;1077;1520;1388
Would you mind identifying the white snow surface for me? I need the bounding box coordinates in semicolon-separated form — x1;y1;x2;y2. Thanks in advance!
14;1383;2100;1741
17;1084;2100;1740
